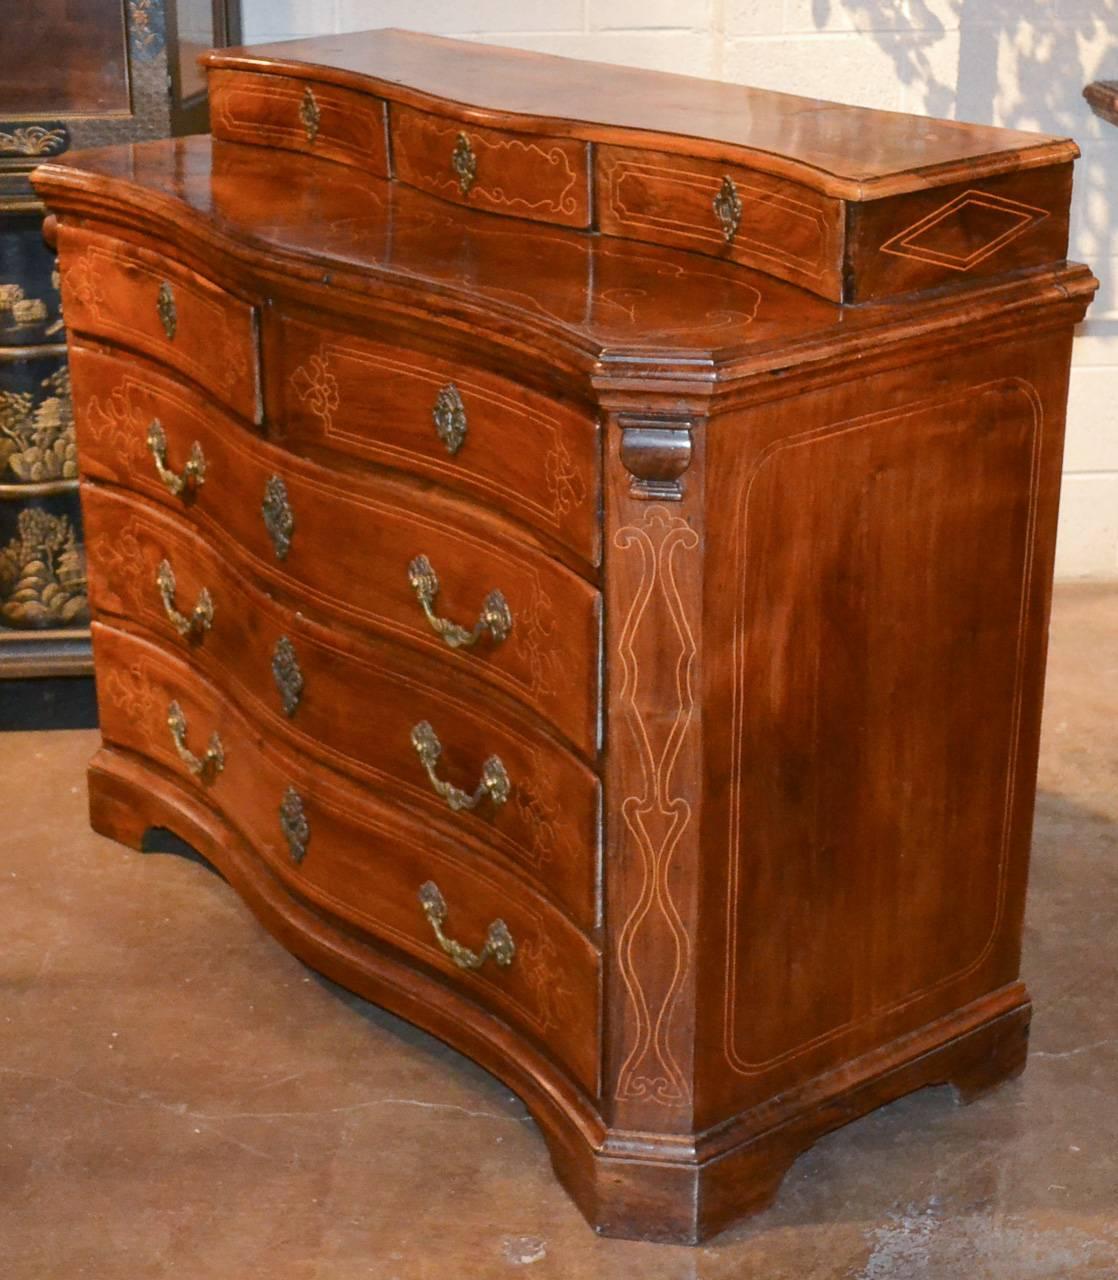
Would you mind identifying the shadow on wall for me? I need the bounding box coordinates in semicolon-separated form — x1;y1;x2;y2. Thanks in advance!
811;0;1118;330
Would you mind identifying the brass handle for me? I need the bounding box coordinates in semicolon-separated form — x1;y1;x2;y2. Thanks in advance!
262;474;294;560
407;555;511;650
271;635;304;717
147;419;205;496
156;559;214;638
157;281;176;338
280;786;309;863
410;720;510;812
418;880;515;971
713;175;743;244
451;132;477;195
166;701;224;778
432;382;467;455
299;86;320;143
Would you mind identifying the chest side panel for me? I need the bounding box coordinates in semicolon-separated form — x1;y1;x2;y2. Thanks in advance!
698;330;1072;1119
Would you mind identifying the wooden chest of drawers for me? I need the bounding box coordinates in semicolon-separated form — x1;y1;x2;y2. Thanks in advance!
32;29;1095;1243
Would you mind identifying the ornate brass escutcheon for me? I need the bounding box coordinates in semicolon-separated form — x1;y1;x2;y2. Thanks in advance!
410;720;510;812
262;474;294;560
712;174;743;244
271;635;304;717
157;281;177;339
280;785;309;863
166;701;224;778
146;419;206;496
418;880;515;971
432;382;468;455
451;131;478;195
299;86;320;143
156;559;214;639
407;554;512;650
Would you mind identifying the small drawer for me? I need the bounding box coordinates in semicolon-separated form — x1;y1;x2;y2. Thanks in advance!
57;226;260;422
392;105;591;229
268;312;599;564
70;343;599;756
83;482;600;931
209;70;389;176
597;145;844;301
93;621;601;1095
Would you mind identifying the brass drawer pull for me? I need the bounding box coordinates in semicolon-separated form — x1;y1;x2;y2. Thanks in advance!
432;382;467;455
418;880;515;971
272;635;304;717
713;175;743;244
147;419;205;496
280;785;309;863
407;555;512;650
156;558;214;638
166;700;224;778
157;281;177;338
451;132;477;195
299;86;320;143
410;720;510;812
262;474;294;559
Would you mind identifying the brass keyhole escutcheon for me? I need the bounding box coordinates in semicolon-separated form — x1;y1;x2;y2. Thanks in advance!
451;132;478;195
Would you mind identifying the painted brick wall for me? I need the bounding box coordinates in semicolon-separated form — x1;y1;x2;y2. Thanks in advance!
240;0;1118;578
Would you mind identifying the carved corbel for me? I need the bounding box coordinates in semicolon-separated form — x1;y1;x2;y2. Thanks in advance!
617;413;695;501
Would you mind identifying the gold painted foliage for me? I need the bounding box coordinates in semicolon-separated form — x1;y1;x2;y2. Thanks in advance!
0;507;88;629
0;367;77;483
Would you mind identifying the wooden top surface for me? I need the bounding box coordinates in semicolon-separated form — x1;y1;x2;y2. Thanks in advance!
204;29;1076;200
31;136;1092;378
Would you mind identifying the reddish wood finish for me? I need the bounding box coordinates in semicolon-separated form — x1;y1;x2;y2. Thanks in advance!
82;481;600;931
31;31;1096;1244
68;342;599;756
392;105;592;229
597;145;844;299
203;29;1077;301
93;621;601;1094
208;70;390;175
58;226;260;422
265;309;600;563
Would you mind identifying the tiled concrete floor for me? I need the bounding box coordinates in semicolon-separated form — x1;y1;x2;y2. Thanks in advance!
2;583;1116;1279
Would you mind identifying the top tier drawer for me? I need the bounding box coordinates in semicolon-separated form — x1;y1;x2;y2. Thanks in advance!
391;106;591;230
57;227;260;423
209;70;390;176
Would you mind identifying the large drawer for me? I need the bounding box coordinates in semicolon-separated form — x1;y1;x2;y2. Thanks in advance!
83;482;600;931
57;226;260;422
93;621;601;1095
70;343;599;755
391;105;591;229
266;311;600;564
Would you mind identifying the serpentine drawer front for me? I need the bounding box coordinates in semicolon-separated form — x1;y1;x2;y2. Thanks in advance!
34;28;1094;1244
93;623;601;1095
68;343;599;755
57;228;260;422
208;70;390;173
267;311;601;564
82;482;601;931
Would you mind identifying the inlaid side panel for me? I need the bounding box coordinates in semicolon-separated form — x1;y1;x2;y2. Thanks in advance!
699;333;1072;1121
846;164;1073;302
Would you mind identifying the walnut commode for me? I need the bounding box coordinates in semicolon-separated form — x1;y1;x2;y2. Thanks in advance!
32;29;1095;1242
